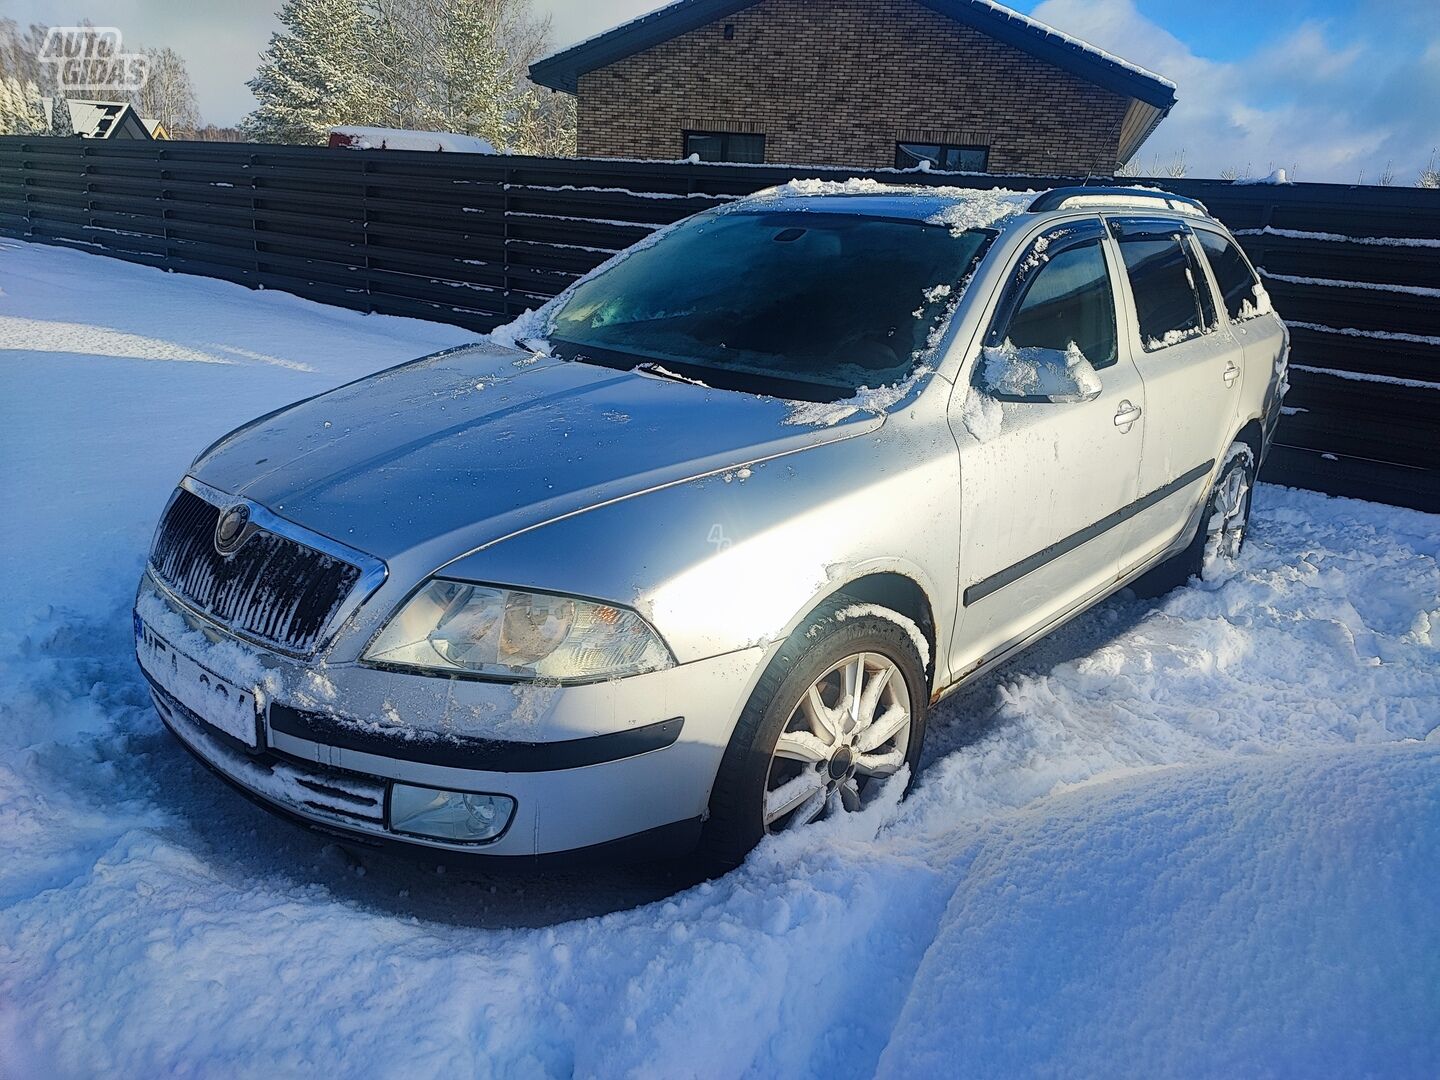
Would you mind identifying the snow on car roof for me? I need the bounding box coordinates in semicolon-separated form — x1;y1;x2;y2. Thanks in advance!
739;178;1038;230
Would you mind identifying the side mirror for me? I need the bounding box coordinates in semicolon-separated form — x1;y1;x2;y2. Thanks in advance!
978;341;1103;403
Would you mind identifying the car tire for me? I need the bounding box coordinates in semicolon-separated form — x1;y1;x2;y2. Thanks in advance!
697;597;929;872
1130;442;1257;598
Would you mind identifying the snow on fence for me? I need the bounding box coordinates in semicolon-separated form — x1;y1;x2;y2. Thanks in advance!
1;137;1436;511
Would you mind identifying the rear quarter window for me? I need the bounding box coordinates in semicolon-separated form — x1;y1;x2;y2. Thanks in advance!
1196;230;1265;321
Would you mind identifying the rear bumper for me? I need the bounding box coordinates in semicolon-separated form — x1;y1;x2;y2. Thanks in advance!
1260;387;1282;468
1259;324;1291;469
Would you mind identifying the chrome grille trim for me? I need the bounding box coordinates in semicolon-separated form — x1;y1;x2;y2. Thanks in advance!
147;477;386;657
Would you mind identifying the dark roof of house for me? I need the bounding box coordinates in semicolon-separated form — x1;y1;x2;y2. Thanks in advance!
529;0;1177;109
51;98;155;140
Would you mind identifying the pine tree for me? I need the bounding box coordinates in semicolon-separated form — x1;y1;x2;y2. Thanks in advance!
239;0;575;154
49;93;74;136
0;76;21;134
0;17;47;135
365;1;419;130
5;79;48;135
242;0;380;144
430;0;513;142
23;83;46;134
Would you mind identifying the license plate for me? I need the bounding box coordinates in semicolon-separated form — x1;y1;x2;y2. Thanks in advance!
136;617;262;749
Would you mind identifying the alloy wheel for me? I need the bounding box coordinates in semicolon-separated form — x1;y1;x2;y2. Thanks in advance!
1203;463;1251;573
762;651;912;832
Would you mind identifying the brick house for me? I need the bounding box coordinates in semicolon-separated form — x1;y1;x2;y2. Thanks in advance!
529;0;1176;175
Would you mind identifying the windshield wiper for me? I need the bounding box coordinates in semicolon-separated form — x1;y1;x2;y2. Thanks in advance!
550;338;844;401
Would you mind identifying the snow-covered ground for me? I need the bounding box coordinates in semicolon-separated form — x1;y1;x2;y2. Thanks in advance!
1;240;1437;1078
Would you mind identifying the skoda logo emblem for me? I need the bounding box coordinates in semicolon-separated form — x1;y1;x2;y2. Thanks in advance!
214;504;251;555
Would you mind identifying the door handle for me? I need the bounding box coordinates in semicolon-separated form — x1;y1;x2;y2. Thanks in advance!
1113;400;1142;431
1223;361;1240;387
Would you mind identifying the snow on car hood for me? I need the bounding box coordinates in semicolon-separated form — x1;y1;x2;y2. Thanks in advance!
189;341;883;563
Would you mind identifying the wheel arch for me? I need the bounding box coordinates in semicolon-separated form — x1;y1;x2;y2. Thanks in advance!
1233;417;1265;466
1195;420;1264;543
797;571;939;692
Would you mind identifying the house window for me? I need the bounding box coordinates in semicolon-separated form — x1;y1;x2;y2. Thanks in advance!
684;130;766;164
895;142;989;173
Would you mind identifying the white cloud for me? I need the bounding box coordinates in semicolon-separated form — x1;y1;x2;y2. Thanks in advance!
1032;0;1440;182
1250;23;1361;86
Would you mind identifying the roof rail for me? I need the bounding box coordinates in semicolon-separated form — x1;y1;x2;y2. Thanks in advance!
1027;186;1209;216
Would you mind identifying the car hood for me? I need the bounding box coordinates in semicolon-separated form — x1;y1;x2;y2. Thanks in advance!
191;341;883;566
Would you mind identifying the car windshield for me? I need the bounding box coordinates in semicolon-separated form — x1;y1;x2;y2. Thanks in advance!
544;209;993;400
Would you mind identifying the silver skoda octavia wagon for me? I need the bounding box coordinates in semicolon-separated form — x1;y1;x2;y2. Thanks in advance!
136;183;1287;868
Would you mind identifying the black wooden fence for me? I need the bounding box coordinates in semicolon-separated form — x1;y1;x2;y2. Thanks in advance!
2;137;1436;511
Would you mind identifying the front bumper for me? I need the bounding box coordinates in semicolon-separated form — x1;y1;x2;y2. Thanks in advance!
136;571;768;860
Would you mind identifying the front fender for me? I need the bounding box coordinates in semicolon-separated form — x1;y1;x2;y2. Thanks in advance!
440;426;962;669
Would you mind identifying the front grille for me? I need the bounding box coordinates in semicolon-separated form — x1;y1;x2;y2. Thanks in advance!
150;487;362;655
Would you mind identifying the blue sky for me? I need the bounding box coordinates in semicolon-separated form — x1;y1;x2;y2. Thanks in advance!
8;0;1437;183
1010;0;1440;182
1082;0;1431;63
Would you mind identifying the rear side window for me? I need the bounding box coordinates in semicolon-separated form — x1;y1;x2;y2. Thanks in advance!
1196;230;1264;321
1117;232;1207;350
996;239;1118;369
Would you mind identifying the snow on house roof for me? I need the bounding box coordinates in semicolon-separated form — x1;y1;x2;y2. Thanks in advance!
961;0;1175;91
61;99;154;140
529;0;1177;109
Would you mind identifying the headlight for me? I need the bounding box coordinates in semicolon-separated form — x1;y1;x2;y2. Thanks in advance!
363;580;673;682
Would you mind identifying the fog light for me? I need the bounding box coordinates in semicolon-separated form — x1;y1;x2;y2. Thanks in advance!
389;784;515;843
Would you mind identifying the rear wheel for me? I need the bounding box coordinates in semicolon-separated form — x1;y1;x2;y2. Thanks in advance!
1200;450;1254;576
699;599;928;870
1131;442;1256;597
